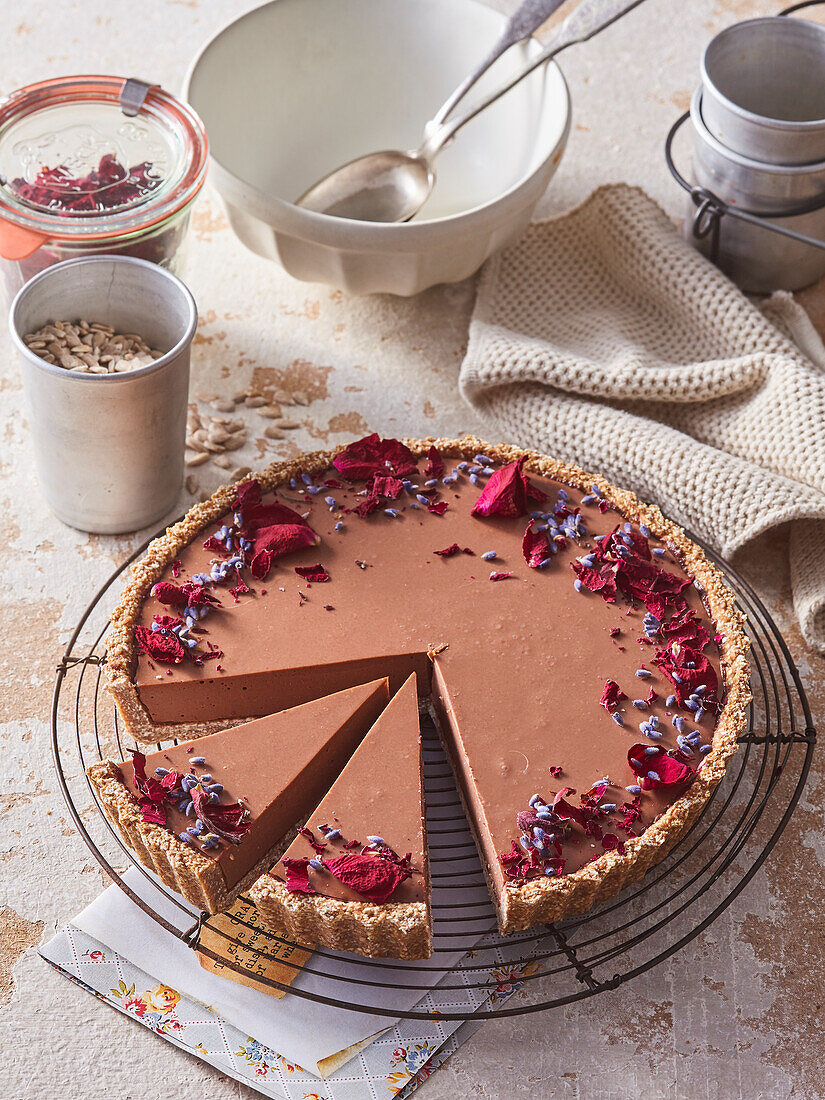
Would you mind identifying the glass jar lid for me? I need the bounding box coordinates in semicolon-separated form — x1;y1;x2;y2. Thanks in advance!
0;76;208;242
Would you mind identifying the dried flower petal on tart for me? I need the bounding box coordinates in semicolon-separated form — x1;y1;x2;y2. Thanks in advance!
471;457;547;517
627;743;696;789
324;852;411;904
332;433;417;480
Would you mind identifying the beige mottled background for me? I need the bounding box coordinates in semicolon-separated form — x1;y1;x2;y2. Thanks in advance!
1;0;823;1097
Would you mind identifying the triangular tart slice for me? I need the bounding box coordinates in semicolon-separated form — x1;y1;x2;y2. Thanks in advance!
87;678;390;914
250;673;431;959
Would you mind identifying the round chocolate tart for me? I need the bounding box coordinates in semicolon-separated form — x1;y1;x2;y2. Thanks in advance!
103;437;751;942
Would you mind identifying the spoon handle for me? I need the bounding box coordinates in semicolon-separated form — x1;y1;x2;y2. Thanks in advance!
421;0;648;159
430;0;571;129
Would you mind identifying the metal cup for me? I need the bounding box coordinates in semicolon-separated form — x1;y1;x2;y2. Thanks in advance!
9;256;197;534
689;89;825;293
701;16;825;166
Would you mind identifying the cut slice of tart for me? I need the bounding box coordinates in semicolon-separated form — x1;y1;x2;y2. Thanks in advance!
88;678;390;914
250;672;431;960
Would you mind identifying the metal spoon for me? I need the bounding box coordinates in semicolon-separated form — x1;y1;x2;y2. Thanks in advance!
296;0;647;222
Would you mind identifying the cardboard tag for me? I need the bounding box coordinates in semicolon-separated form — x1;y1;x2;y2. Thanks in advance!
196;895;311;999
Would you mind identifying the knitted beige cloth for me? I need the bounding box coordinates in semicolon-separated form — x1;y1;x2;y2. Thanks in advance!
460;183;825;651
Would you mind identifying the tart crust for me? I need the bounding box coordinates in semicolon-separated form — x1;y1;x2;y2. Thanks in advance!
249;878;431;961
102;437;751;936
87;761;295;914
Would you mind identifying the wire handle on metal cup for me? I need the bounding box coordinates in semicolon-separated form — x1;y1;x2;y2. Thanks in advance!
664;112;825;264
665;0;825;262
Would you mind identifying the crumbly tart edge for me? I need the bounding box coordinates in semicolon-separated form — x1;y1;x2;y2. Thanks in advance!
103;436;752;932
87;761;297;915
248;879;432;961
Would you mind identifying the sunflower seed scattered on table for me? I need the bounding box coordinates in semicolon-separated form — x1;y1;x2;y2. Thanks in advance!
210;398;236;412
230;465;252;481
185;475;200;494
258;404;283;419
244;395;268;408
264;426;285;440
291;390;309;405
185;451;210;467
23;320;162;374
213;454;233;469
274;418;301;429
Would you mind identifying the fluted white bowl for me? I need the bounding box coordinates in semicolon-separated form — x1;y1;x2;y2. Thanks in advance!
184;0;570;296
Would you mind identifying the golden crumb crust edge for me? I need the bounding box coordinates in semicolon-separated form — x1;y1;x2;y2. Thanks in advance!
249;877;432;960
102;436;751;932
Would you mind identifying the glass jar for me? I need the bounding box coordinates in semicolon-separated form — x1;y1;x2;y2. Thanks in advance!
0;76;208;301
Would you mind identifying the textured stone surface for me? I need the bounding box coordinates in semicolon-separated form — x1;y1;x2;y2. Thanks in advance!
1;0;823;1097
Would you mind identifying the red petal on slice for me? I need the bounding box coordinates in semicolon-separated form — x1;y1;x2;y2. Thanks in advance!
522;520;553;568
627;744;696;789
282;857;316;895
424;445;444;478
298;826;328;854
600;679;627;712
551;793;588;827
332;434;417;480
139;798;167;826
660;608;711;651
347;493;382;518
371;475;405;499
434;543;461;557
134;624;185;664
428;501;449;515
248;523;320;579
324;852;409;904
295;563;330;583
471;458;546;518
489;571;513;581
191;788;252;842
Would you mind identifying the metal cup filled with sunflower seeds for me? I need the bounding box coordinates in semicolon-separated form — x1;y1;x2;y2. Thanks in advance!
9;255;197;533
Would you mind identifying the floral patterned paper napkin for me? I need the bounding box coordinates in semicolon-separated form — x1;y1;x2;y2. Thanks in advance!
40;924;541;1098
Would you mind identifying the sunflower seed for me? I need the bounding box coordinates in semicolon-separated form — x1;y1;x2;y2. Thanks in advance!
186;437;209;453
291;390;309;405
22;319;162;374
213;454;233;469
257;404;283;418
210;399;236;413
273;418;300;429
207;428;231;445
264;426;285;440
230;465;252;481
197;392;219;402
185;451;210;467
185;475;200;493
244;395;267;408
223;434;246;451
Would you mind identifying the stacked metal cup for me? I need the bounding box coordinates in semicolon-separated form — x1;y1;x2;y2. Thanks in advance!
689;14;825;293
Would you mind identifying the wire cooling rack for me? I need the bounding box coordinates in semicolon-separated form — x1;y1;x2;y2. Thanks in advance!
52;529;816;1020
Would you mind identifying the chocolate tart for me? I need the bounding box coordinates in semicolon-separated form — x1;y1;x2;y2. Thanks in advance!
104;437;751;935
88;679;389;913
250;673;430;960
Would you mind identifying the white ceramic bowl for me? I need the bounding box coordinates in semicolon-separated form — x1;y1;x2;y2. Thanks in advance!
184;0;570;296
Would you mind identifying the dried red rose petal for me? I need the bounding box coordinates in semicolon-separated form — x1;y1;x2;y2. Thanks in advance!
600;679;627;712
298;826;328;853
471;458;546;518
371;475;405;499
424;446;444;478
489;571;513;582
653;643;719;706
134;624;185;664
428;501;449;515
627;744;696;789
660;608;711;651
522;520;554;568
324;852;409;903
191;787;252;842
434;543;474;557
571;557;618;601
152;581;218;609
282;857;316;894
295;563;330;583
139;800;167;825
332;434;417;480
249;523;320;579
